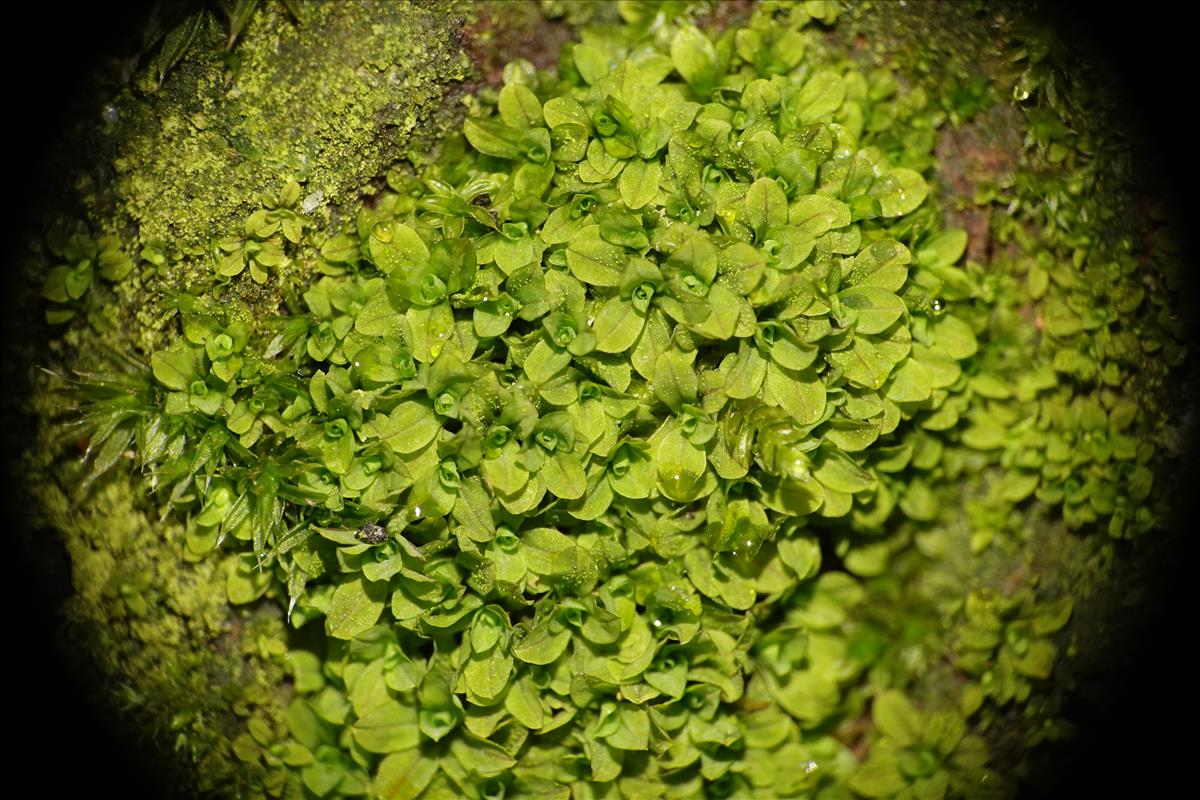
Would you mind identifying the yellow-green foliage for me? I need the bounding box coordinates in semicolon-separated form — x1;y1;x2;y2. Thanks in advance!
24;1;1185;799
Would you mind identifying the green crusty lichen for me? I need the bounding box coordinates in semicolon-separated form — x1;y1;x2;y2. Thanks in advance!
24;1;1186;798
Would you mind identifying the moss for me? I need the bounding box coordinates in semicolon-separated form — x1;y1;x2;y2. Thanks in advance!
18;3;606;795
18;1;1188;797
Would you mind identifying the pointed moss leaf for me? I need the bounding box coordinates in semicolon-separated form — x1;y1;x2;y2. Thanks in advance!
465;650;514;703
524;340;571;385
931;314;979;357
368;401;442;454
592;297;646;354
777;536;822;580
498;82;543;129
725;346;768;399
688;282;741;340
917;228;968;268
1014;639;1057;679
873;690;922;746
848;747;908;799
543;95;590;128
155;10;205;88
794;71;846;123
869;168;928;217
605;706;650;751
505;676;545;729
464;117;524;160
369;222;429;275
745;177;789;239
567;231;625;287
541;451;587;499
452;476;496;542
326;577;387;640
838;286;906;335
776;670;840;725
375;750;439;800
790;194;851;237
844;239;911;291
620;160;663;209
352;698;419;753
450;735;517;778
885;359;933;403
764;363;826;426
653;349;698;412
813;447;875;493
671;25;718;97
151;345;203;391
512;620;571;664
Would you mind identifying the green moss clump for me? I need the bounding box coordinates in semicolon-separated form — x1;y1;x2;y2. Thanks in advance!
23;1;1186;798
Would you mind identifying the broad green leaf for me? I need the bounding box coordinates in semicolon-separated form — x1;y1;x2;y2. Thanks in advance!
745;177;789;239
151;346;202;391
498;82;543;129
793;71;845;123
375;750;439;800
837;286;906;335
885;359;933;403
449;735;517;778
671;26;718;96
326;577;387;640
464;650;514;703
844;239;911;291
764;363;826;426
567;231;626;287
464;117;523;159
848;747;908;798
873;690;921;746
1013;639;1057;679
620;160;663;209
653;349;698;412
929;316;976;363
917;228;968;268
592;297;646;353
868;168;928;217
352;698;419;753
369;222;428;275
790;194;851;236
812;446;875;493
541;451;587;499
368;401;442;454
777;536;821;580
775;669;839;725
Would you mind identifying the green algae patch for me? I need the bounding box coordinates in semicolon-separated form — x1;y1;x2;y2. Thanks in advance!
21;1;1188;798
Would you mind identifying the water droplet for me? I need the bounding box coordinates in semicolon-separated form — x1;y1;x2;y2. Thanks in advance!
652;618;663;628
804;761;818;774
412;505;423;519
931;297;946;314
101;103;119;125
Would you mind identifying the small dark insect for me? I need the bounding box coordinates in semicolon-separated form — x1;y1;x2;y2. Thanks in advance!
472;193;491;206
356;523;387;544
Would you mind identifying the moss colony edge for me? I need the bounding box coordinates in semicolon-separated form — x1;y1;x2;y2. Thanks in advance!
22;2;1185;799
